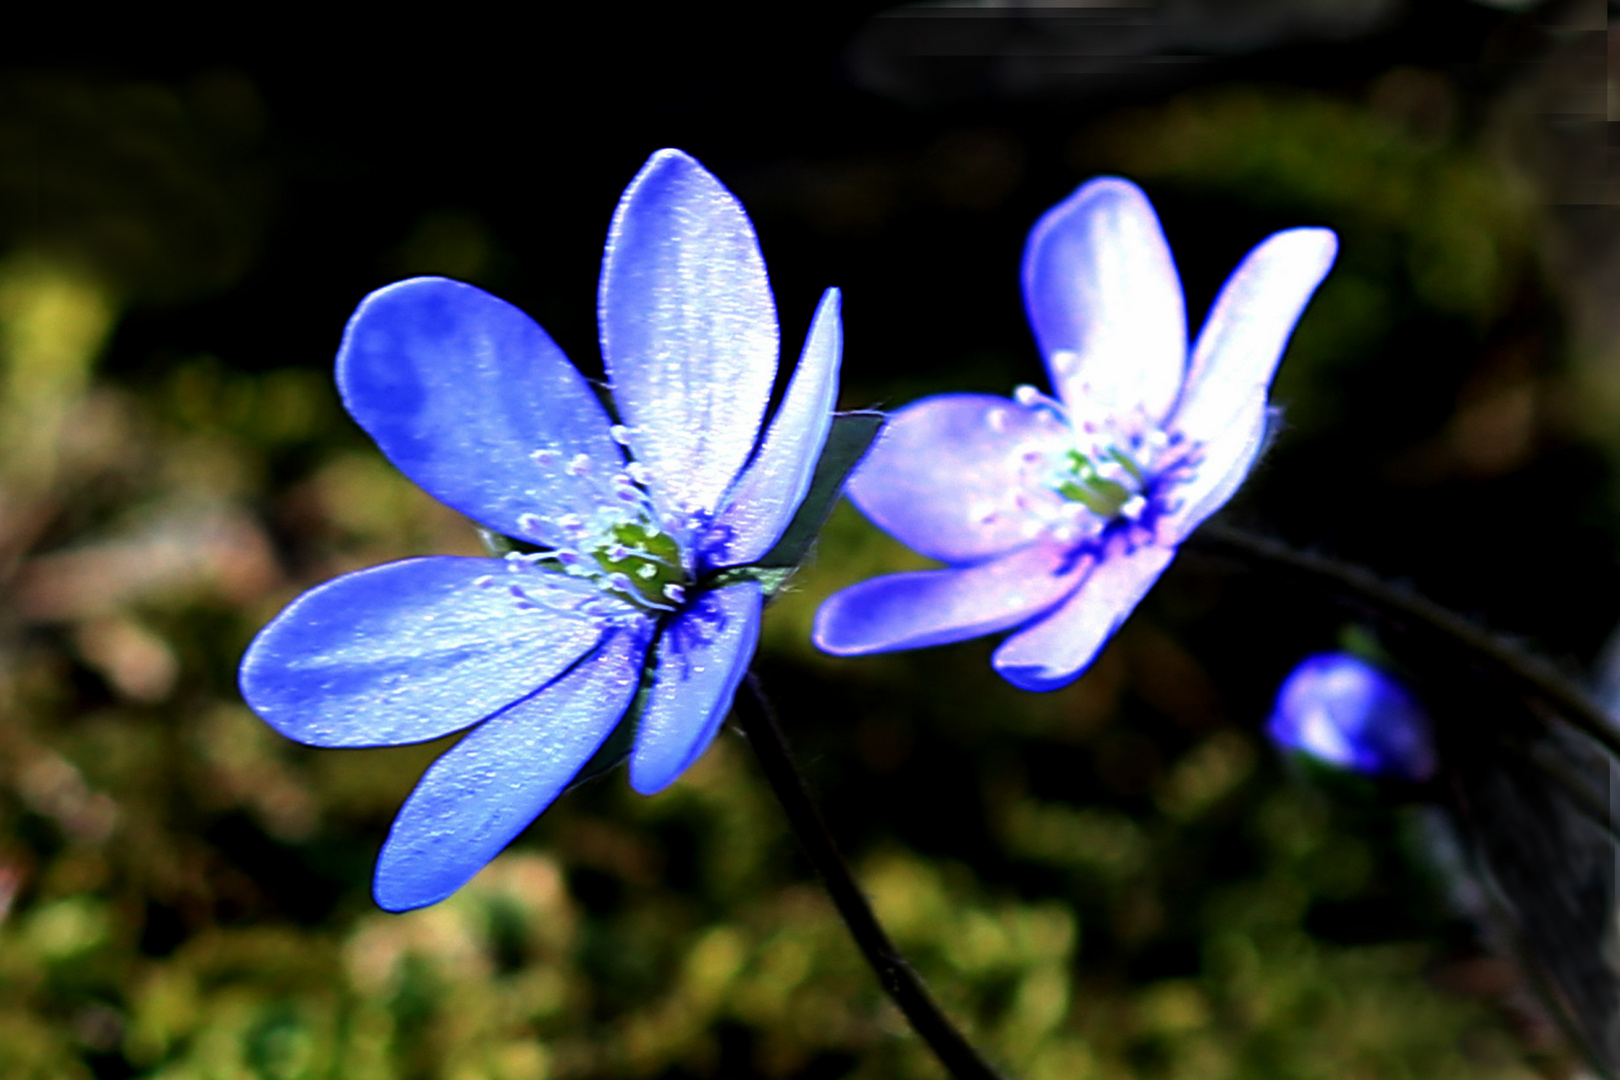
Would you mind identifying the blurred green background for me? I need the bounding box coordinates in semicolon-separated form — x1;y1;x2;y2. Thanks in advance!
0;3;1614;1077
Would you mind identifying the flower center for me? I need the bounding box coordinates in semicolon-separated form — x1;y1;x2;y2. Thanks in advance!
993;385;1197;546
591;521;689;608
1054;445;1148;520
516;441;693;613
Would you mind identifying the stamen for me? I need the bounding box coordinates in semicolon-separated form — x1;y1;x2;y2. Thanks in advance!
610;424;632;445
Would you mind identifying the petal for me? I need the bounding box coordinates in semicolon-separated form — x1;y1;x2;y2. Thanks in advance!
1161;399;1267;541
628;581;764;795
1171;227;1337;444
240;557;619;747
706;289;842;567
1022;177;1186;427
992;543;1174;691
373;626;648;911
600;149;778;520
845;393;1055;564
337;278;623;546
813;541;1091;655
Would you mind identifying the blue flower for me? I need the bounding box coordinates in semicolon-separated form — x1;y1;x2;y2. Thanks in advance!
814;177;1336;691
1266;653;1437;782
239;149;843;911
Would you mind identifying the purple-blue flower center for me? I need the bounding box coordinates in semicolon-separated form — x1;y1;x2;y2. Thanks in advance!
980;384;1200;549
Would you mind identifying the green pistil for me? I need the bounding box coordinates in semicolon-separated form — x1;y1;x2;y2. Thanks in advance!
1056;448;1137;518
595;521;687;606
1105;447;1146;485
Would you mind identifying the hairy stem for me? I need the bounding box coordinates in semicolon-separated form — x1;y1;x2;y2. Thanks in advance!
1186;523;1620;760
734;673;1008;1080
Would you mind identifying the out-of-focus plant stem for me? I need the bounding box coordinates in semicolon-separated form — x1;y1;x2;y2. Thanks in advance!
1189;522;1620;760
734;673;1010;1080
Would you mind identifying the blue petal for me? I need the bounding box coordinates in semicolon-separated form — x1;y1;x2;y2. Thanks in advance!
845;394;1055;564
991;543;1174;691
706;289;842;568
628;581;764;795
240;557;620;747
1267;653;1436;782
813;542;1091;655
373;626;649;911
1022;177;1186;427
599;149;779;521
337;277;623;546
1162;398;1266;542
1171;228;1337;445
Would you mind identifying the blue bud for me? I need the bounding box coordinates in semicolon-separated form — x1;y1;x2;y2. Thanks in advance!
1266;653;1437;782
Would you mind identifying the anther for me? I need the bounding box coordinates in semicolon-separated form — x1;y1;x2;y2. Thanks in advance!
663;583;687;604
609;424;632;445
566;454;592;477
530;448;559;466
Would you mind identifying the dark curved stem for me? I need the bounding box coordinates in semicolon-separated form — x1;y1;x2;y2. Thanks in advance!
1186;523;1620;761
734;673;1008;1080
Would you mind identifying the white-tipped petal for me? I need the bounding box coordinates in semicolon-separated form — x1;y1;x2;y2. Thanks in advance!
814;541;1091;655
846;393;1055;564
1022;177;1187;426
708;289;842;567
1162;399;1267;541
1172;227;1337;444
991;543;1174;691
599;149;779;520
372;627;648;911
629;582;764;795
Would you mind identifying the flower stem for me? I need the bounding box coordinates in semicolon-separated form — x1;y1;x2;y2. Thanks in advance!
1186;523;1620;760
734;673;1008;1080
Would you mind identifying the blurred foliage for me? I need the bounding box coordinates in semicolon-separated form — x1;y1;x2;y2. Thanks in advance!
0;26;1607;1080
1083;77;1539;440
0;71;268;306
